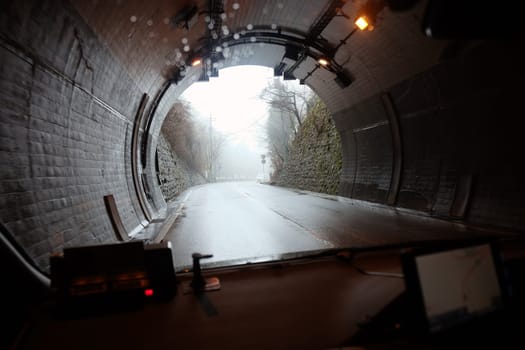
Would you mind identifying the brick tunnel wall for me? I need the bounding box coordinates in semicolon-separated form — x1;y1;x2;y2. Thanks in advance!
0;0;146;269
335;40;525;231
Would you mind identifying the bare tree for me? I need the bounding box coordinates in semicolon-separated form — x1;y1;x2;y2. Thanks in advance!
202;116;227;182
261;79;314;179
161;101;207;176
260;79;314;135
265;108;292;177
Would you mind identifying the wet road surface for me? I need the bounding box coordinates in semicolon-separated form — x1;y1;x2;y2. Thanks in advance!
165;181;501;269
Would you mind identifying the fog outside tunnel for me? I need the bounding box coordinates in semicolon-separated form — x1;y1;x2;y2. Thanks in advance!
158;64;341;193
181;66;273;182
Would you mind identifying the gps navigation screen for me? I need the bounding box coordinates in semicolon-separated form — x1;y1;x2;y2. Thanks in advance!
415;244;503;332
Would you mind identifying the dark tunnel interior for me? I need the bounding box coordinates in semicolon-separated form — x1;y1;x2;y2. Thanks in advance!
1;0;524;348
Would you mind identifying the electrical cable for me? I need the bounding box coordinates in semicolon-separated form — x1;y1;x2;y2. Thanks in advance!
337;251;405;279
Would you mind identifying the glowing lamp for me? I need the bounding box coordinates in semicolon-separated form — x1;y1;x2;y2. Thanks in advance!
191;57;202;67
144;288;154;297
355;16;370;31
318;57;329;66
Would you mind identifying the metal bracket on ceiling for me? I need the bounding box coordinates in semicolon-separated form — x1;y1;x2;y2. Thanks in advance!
174;0;353;88
171;4;199;30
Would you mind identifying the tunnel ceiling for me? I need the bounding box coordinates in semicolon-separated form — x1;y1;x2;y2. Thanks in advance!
70;0;446;112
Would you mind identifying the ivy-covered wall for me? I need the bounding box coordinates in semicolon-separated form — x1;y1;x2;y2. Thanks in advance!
276;100;342;194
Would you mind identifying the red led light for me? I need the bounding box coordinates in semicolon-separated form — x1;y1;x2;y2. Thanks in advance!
144;288;154;297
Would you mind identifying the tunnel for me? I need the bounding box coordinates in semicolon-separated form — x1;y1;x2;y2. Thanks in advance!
2;0;525;270
2;0;525;348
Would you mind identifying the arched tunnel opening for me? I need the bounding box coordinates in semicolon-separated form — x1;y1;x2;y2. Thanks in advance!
155;65;345;267
157;65;341;196
1;0;525;348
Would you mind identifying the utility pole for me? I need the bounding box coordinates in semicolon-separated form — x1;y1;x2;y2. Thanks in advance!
209;114;213;182
261;154;266;182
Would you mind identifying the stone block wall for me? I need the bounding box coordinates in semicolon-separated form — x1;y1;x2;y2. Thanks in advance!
277;99;342;194
156;132;205;203
0;0;144;270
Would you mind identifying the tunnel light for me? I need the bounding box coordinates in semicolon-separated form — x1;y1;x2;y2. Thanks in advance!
191;57;202;67
317;57;329;66
355;16;370;31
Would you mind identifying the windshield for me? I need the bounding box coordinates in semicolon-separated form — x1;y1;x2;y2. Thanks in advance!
157;66;504;271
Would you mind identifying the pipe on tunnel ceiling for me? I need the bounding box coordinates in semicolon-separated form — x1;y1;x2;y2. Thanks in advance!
214;30;336;65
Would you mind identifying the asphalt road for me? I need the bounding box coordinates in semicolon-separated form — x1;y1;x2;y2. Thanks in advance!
165;181;497;269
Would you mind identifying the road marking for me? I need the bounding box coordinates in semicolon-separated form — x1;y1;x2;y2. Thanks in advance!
268;208;335;248
182;190;192;202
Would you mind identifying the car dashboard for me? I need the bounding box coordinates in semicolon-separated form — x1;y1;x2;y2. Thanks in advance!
12;237;525;350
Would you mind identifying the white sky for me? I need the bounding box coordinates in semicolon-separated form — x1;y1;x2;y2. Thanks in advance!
180;65;274;153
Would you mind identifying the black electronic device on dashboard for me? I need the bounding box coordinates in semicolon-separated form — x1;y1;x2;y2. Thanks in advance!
50;240;177;315
401;241;508;335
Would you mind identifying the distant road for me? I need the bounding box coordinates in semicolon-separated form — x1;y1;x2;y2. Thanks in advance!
165;181;494;269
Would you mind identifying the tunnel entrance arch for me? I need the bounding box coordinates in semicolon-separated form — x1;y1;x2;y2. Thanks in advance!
152;65;343;203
